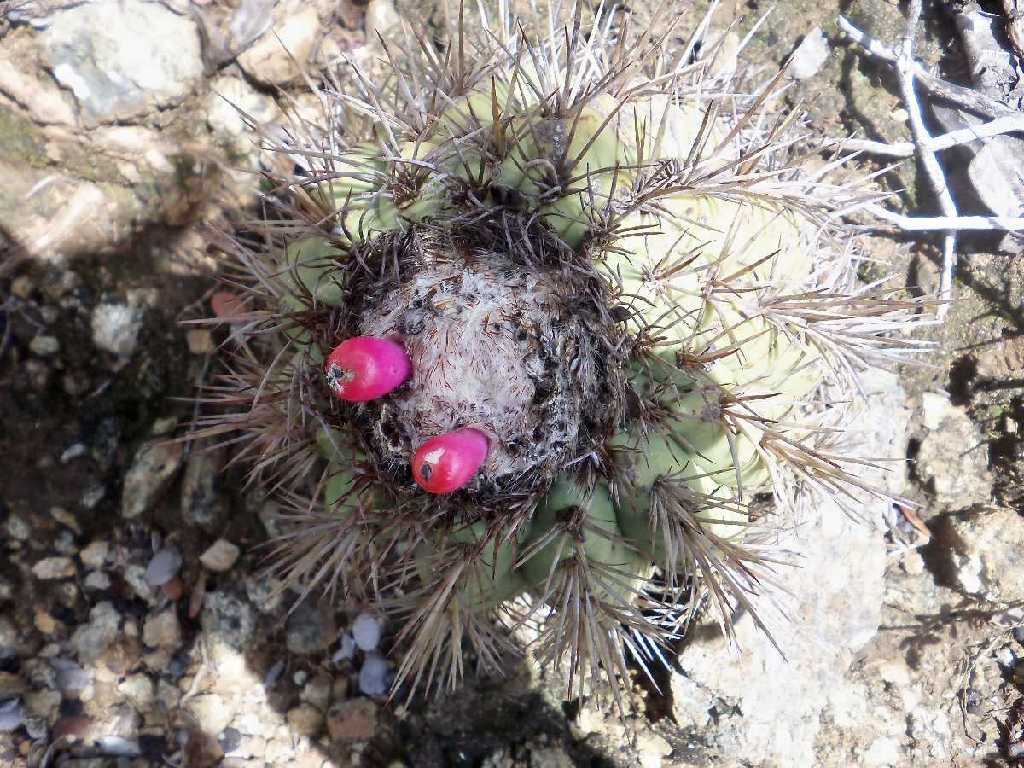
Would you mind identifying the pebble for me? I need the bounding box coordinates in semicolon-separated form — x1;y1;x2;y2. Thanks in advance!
124;564;157;604
200;539;241;572
6;515;31;541
186;329;215;354
143;609;182;649
145;547;183;586
326;699;378;742
60;443;87;462
0;699;24;733
187;694;236;735
122;440;185;519
71;602;121;664
333;633;356;662
29;334;60;356
91;302;143;356
51;658;91;694
0;672;27;698
636;733;673;768
237;5;320;85
118;673;155;709
286;598;335;655
80;540;110;569
351;612;381;651
358;654;392;697
286;703;324;737
10;275;33;300
84;571;112;591
201;591;256;652
32;556;76;580
301;672;333;711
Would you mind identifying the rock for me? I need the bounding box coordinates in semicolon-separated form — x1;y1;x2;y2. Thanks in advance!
351;613;381;651
0;672;26;699
0;699;24;733
32;556;75;580
91;303;143;357
789;27;830;80
71;602;120;664
124;564;158;605
6;514;30;540
916;392;993;509
333;633;356;662
145;547;183;587
186;329;215;355
181;448;228;531
364;0;401;44
143;609;182;649
326;699;378;742
122;439;185;519
635;733;672;768
41;0;203;124
301;671;333;711
29;335;59;356
935;508;1024;601
200;539;241;573
358;654;392;697
50;658;91;695
669;373;901;765
201;591;257;652
238;5;321;85
286;597;335;655
286;703;324;737
187;694;237;735
117;674;155;710
206;74;279;152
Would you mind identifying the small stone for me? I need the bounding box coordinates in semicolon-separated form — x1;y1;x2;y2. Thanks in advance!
122;440;185;519
181;448;228;531
200;539;241;573
34;609;59;634
32;556;76;580
287;704;324;737
91;303;143;356
286;598;335;655
358;654;392;697
24;688;61;723
333;633;356;662
29;335;60;356
364;0;401;44
0;699;24;733
118;673;155;709
245;575;283;614
301;671;333;711
916;392;993;508
636;733;672;768
145;547;183;587
51;658;91;694
327;699;378;742
71;602;121;664
60;443;87;463
938;509;1024;601
201;591;256;652
186;329;215;354
143;609;182;649
238;5;320;85
0;672;27;698
50;507;80;534
788;27;829;80
351;612;381;651
80;540;110;569
124;564;157;604
187;694;236;735
6;515;31;541
10;275;33;300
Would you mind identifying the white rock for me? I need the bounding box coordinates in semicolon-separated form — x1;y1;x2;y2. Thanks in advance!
200;539;241;572
789;27;830;81
863;736;903;766
238;5;320;85
80;540;110;569
122;440;185;519
42;0;203;124
916;391;993;508
351;613;381;651
71;602;121;664
669;372;903;765
32;556;75;580
91;303;143;356
365;0;401;44
143;609;182;649
29;335;60;356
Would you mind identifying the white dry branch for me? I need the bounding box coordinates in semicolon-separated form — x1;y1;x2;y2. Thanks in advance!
836;10;1024;319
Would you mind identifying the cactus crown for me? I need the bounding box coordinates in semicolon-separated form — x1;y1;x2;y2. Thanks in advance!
193;3;928;702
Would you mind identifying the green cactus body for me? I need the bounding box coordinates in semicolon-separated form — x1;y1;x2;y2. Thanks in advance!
201;5;924;701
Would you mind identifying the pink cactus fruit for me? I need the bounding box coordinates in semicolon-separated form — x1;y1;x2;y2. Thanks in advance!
324;337;412;402
411;428;490;494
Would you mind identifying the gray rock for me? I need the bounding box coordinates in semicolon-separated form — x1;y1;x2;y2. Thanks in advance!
915;392;993;509
181;448;228;531
50;658;91;694
121;439;185;519
358;654;392;697
42;0;203;124
669;372;902;765
936;508;1024;601
91;303;143;357
351;613;381;651
145;547;183;587
71;602;120;664
0;699;24;733
286;597;336;655
201;591;257;652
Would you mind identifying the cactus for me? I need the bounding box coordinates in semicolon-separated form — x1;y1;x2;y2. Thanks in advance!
193;5;928;701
